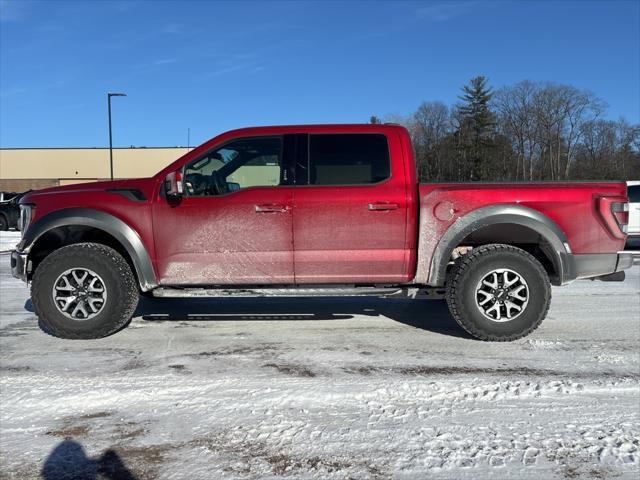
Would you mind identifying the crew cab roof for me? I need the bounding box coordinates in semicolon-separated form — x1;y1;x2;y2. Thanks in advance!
218;123;407;137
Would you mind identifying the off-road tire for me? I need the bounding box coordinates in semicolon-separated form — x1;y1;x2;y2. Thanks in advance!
446;243;551;341
0;215;7;231
32;243;139;339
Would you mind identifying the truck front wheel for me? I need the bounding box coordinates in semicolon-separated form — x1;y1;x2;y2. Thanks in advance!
445;244;551;341
31;243;139;339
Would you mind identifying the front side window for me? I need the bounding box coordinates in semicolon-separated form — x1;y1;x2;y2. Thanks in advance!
308;134;390;185
184;136;283;196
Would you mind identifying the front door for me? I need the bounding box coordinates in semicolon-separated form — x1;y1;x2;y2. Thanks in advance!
292;132;411;284
152;135;295;285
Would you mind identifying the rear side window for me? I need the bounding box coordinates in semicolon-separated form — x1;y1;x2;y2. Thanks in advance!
308;134;390;185
628;185;640;203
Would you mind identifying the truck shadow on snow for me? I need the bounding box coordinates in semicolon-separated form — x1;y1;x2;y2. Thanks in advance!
133;296;471;339
24;297;469;338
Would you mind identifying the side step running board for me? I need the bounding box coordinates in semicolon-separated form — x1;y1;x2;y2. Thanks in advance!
152;286;447;299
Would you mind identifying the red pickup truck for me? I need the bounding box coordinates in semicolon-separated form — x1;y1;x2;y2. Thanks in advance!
11;124;632;340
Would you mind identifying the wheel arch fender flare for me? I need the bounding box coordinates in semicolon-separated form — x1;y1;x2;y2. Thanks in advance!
19;208;158;291
426;205;574;286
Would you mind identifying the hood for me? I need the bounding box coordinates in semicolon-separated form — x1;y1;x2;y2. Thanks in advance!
20;178;157;204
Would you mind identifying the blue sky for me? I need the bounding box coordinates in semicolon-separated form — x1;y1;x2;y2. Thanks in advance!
0;0;638;147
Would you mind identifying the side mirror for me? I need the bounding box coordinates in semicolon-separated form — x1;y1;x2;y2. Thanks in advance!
227;182;240;192
165;171;184;198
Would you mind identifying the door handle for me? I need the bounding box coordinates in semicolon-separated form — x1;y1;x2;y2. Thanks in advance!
255;204;289;213
368;202;399;211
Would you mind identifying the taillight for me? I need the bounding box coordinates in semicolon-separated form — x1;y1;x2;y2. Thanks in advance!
612;203;629;230
597;197;628;239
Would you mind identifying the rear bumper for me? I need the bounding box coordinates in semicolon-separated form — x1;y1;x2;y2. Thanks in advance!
10;250;28;282
567;252;635;282
615;252;637;270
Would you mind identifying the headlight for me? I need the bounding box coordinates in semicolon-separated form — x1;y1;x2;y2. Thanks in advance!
18;204;34;235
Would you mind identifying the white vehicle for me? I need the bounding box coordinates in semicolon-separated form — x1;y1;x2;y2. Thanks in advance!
627;181;640;249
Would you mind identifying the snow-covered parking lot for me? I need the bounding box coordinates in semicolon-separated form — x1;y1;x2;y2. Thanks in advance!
1;231;639;480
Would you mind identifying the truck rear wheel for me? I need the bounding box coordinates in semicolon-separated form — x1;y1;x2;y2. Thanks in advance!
445;244;551;341
31;243;139;339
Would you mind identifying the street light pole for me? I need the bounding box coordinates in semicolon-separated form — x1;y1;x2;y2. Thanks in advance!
107;92;127;180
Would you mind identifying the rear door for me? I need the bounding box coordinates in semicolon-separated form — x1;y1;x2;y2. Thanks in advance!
292;131;411;284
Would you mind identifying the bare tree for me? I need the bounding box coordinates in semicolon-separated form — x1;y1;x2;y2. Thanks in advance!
494;81;539;180
409;101;451;180
561;87;604;179
495;81;606;180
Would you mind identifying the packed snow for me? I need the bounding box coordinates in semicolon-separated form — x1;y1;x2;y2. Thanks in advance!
0;230;19;253
0;230;638;479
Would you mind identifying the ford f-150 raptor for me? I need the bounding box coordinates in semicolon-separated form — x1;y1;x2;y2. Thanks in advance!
11;124;633;340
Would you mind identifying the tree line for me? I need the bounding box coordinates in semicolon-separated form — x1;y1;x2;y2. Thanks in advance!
371;76;640;182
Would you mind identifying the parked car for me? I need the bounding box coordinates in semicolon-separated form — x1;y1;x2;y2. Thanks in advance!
626;181;640;250
10;125;633;340
0;191;18;203
0;191;28;231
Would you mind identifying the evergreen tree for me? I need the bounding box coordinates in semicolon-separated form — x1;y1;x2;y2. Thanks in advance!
369;115;382;124
457;76;496;180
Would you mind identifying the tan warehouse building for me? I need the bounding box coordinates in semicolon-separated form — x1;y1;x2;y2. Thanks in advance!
0;147;191;192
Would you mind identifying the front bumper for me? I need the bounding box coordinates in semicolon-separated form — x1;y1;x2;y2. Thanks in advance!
10;250;28;282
